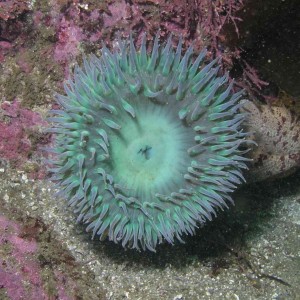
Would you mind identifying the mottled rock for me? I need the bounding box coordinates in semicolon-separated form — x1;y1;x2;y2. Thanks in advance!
242;100;300;182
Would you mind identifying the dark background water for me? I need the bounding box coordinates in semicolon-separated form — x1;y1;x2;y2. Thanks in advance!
228;0;300;98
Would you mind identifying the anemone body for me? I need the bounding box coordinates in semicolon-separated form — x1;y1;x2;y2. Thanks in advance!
48;34;249;251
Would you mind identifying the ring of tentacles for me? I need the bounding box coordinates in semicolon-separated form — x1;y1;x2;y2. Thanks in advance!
47;33;250;251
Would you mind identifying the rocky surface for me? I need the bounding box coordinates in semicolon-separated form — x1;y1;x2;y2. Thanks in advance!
0;1;300;299
243;100;300;182
0;168;299;299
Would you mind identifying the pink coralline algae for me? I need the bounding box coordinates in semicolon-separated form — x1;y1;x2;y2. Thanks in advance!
0;1;32;64
0;216;82;300
0;100;47;166
102;1;128;28
48;1;102;74
0;41;12;62
0;216;47;300
54;17;84;64
0;0;29;21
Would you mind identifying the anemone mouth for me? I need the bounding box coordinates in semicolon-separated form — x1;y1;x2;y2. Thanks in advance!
110;100;192;202
47;33;250;251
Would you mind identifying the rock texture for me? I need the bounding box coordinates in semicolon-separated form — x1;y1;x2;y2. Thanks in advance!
243;100;300;182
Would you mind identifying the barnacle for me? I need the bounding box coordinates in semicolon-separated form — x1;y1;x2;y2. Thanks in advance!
47;33;250;251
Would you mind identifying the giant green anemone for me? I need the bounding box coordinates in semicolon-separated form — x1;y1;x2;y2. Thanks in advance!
47;33;250;251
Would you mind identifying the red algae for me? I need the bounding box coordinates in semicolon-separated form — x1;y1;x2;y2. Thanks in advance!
0;101;47;167
0;0;29;21
0;216;47;300
0;214;104;300
0;41;12;62
54;16;85;76
0;198;106;300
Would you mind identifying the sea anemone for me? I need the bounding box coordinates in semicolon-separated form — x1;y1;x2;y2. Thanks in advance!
47;33;250;251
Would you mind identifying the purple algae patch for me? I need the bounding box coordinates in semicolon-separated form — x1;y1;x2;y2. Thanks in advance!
0;216;47;300
0;100;48;170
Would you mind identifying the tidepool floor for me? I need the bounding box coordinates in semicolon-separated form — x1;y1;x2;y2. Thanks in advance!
0;166;299;300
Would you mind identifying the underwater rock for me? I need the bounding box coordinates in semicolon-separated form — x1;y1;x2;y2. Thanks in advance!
242;100;300;182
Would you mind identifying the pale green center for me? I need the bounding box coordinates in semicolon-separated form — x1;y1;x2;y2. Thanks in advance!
110;104;190;199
